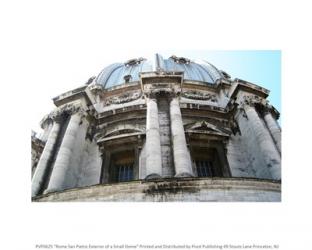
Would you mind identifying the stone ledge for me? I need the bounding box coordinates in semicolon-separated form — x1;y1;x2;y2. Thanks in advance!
32;177;281;202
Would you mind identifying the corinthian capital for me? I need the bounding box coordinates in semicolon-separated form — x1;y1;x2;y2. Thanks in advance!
49;103;86;122
241;95;268;108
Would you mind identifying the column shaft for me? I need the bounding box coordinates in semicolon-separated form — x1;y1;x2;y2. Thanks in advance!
245;106;281;179
264;112;281;154
46;113;81;192
31;122;61;197
40;122;53;142
145;98;162;179
170;98;193;177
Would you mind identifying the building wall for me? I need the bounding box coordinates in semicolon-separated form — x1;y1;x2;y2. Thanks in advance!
226;134;254;177
34;178;281;202
32;70;281;201
76;139;102;188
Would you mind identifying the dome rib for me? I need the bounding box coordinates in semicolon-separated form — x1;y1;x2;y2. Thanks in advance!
96;54;224;89
96;63;124;88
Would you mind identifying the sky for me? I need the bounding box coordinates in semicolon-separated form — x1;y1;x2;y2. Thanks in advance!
30;50;281;133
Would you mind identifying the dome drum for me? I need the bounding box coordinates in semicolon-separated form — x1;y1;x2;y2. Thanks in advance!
31;54;281;202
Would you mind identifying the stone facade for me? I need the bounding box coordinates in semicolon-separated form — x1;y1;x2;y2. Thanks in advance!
31;54;281;202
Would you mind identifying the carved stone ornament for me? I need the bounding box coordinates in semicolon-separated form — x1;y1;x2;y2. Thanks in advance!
185;120;231;137
124;57;145;66
89;83;103;94
182;90;217;102
85;76;96;85
49;103;85;121
104;91;142;106
39;114;54;129
241;95;268;107
170;55;191;64
144;87;177;99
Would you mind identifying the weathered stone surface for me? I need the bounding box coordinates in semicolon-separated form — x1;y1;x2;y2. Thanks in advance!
145;98;162;179
33;178;281;202
32;122;61;197
170;98;193;177
76;139;102;187
226;134;254;177
46;112;83;193
264;111;281;154
32;54;281;202
158;96;174;177
242;105;281;179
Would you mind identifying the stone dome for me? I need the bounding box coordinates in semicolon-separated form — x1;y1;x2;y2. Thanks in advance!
95;54;224;89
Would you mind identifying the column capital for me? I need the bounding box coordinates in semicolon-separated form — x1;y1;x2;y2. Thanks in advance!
88;82;103;95
263;104;280;120
143;87;180;100
49;103;87;122
241;95;268;108
39;114;54;129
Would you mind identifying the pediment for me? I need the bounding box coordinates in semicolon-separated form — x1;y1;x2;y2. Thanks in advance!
96;128;145;144
185;121;230;137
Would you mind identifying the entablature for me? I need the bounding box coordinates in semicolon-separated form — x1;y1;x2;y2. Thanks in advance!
228;78;269;101
97;132;145;152
53;85;92;107
97;108;146;127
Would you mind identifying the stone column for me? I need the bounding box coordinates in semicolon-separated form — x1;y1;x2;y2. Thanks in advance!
264;110;281;154
31;121;61;197
170;97;193;177
45;111;82;193
145;98;162;179
39;120;53;142
244;104;281;179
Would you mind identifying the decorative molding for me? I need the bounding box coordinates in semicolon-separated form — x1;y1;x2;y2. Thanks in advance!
39;114;54;129
241;95;279;119
85;76;96;85
263;104;280;119
104;91;142;106
185;120;231;136
241;95;267;107
124;57;145;67
182;90;217;102
95;125;146;143
170;55;191;64
104;128;143;138
48;103;86;122
89;83;104;94
144;88;177;99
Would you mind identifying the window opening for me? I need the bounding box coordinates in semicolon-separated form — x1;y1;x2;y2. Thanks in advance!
115;164;134;182
196;160;215;177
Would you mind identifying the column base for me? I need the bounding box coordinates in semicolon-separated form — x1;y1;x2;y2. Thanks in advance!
43;188;62;194
145;174;162;180
175;172;194;178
